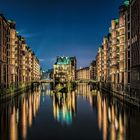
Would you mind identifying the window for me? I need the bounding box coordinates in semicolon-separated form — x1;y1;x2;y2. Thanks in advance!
128;23;130;30
128;72;130;83
128;32;130;39
128;50;130;58
128;14;130;21
128;59;130;70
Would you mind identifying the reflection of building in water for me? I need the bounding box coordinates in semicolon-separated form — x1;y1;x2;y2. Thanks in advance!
76;83;97;107
97;91;127;140
52;91;76;125
10;106;18;140
0;88;40;140
40;83;51;94
21;90;40;139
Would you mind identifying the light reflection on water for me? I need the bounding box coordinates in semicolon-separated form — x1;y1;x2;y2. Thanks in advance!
52;91;76;125
0;88;40;140
97;92;126;140
0;84;140;140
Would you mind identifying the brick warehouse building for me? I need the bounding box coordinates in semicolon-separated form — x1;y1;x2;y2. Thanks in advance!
0;14;41;90
130;0;140;95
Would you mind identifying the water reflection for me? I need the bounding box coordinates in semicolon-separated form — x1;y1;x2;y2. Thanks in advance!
0;84;140;140
10;106;18;140
0;88;40;140
52;91;76;125
75;84;128;140
72;83;140;140
96;91;127;140
76;83;97;108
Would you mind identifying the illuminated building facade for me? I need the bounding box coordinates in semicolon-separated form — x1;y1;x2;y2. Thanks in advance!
53;56;76;83
76;67;90;80
125;0;131;88
130;0;140;95
110;5;126;90
96;47;103;82
95;0;140;106
0;14;41;90
96;2;127;88
9;20;17;88
0;14;11;88
102;37;108;83
96;36;112;84
89;60;96;80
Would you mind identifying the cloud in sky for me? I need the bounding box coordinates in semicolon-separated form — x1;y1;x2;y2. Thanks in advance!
17;29;42;38
39;59;45;62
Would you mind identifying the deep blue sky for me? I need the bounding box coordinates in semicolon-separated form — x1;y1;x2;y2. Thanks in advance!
0;0;123;70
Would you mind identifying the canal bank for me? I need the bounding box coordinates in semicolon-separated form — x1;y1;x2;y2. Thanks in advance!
99;82;140;108
0;82;39;103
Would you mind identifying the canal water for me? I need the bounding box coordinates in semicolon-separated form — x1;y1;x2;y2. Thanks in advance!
0;83;140;140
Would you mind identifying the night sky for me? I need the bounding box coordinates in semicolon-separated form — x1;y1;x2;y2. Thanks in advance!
0;0;123;70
